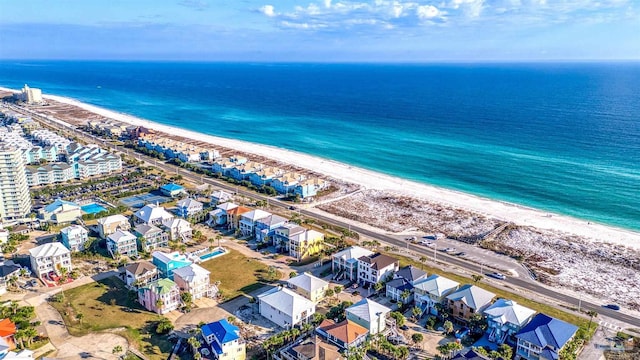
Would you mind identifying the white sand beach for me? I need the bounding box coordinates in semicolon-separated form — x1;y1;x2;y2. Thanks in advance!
3;87;640;250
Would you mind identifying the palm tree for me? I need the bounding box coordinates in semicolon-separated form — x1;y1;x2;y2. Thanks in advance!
472;274;483;283
419;256;427;269
400;289;411;304
155;299;164;313
23;328;37;347
187;336;201;354
443;320;454;335
587;310;598;330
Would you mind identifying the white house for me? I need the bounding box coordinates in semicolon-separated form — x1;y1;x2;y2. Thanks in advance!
413;274;460;316
238;209;272;238
176;198;203;218
134;204;174;226
484;299;536;344
210;190;233;205
161;218;192;242
59;225;89;252
173;264;215;300
357;253;399;285
107;230;138;258
97;214;131;240
257;287;316;328
385;265;428;304
331;246;374;281
121;261;158;288
28;242;72;279
345;298;391;335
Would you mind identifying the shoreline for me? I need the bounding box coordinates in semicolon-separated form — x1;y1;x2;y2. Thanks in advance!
2;86;640;250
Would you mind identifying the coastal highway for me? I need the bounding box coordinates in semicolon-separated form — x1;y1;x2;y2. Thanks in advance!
12;104;640;328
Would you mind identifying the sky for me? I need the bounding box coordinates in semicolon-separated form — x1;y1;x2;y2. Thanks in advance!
0;0;639;62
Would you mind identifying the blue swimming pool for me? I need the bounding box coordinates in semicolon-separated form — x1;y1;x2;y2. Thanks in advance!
81;203;107;214
200;249;226;261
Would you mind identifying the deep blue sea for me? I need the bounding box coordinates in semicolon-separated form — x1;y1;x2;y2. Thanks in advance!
1;61;639;230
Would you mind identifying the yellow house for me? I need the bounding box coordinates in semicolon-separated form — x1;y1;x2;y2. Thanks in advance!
287;272;330;303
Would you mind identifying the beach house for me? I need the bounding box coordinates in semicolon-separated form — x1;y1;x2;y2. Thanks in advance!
121;261;158;289
175;198;203;218
286;273;330;303
201;319;246;360
331;246;374;281
0;262;21;295
152;251;192;279
0;319;16;351
413;274;460;316
271;172;305;194
97;214;131;239
446;284;496;323
316;319;369;351
210;190;233;205
160;183;185;197
515;313;578;360
107;230;138;258
248;166;283;187
59;225;89;252
134;204;174;226
357;253;399;286
28;242;72;279
238;209;272;238
38;199;82;224
257;287;316;328
294;178;328;198
289;229;325;261
229;161;263;181
161;218;192;242
483;299;536;344
172;264;214;300
451;349;491;360
345;298;391;335
212;155;247;176
138;278;181;314
133;223;169;252
385;265;427;304
225;205;251;230
272;223;306;250
212;202;238;226
255;214;288;243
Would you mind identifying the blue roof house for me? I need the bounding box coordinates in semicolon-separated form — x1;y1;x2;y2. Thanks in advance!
201;319;246;360
255;215;288;244
152;251;192;279
515;313;579;360
160;183;185;197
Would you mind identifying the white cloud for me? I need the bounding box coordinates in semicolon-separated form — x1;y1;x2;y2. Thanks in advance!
324;0;333;8
260;5;276;17
417;5;441;19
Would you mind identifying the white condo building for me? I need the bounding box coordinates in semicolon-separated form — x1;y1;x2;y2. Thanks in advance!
0;147;32;221
17;84;43;104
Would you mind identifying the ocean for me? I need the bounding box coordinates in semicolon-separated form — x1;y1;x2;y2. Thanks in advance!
1;61;639;230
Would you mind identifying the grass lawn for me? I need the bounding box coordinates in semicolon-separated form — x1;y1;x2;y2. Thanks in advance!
50;276;173;360
200;248;280;300
394;254;590;328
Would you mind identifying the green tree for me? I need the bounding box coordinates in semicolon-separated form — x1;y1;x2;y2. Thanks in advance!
390;311;405;327
112;345;123;354
411;306;422;321
411;333;424;347
472;274;483;283
187;336;201;354
289;271;297;279
443;320;454;335
498;344;513;360
400;289;411;304
76;312;84;324
374;281;384;293
587;310;598;330
156;317;174;334
419;256;427;269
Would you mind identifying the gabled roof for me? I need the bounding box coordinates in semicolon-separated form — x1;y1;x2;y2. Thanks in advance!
240;209;272;222
275;223;306;236
140;278;177;295
216;202;238;211
60;225;87;236
134;204;174;223
358;253;398;270
258;287;315;317
176;198;203;209
162;217;191;230
413;274;460;297
134;223;163;236
160;183;184;191
256;214;288;227
210;190;233;201
202;319;240;344
515;313;578;351
331;246;373;262
0;264;21;278
451;349;491;360
173;264;210;283
483;299;536;327
43;199;80;213
124;261;157;276
345;299;391;323
152;251;191;266
395;265;427;282
0;318;16;337
226;206;251;216
287;273;329;294
386;278;413;292
97;214;129;225
29;242;70;258
318;319;368;345
446;284;495;311
108;230;136;243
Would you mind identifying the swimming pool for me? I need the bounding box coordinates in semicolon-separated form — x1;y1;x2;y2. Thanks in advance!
200;248;226;261
81;203;107;215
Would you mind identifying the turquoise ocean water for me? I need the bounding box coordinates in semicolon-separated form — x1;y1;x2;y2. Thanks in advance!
0;61;638;231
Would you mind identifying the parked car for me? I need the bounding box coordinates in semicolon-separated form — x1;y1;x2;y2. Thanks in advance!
455;327;470;339
399;325;409;331
488;272;507;280
441;247;456;253
604;304;621;310
454;252;466;256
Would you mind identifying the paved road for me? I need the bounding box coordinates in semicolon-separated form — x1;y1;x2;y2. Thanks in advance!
15;104;640;328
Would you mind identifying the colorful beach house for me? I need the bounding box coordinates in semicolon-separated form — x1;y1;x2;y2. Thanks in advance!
201;319;246;360
294;178;328;198
121;261;158;289
38;199;82;224
229;161;263;181
225;205;252;230
161;218;192;242
385;265;427;304
0;319;16;351
515;313;578;360
97;214;131;240
212;155;247;176
248;166;284;187
345;298;391;335
107;230;138;258
160;183;185;197
59;225;88;252
316;319;369;351
134;204;174;226
28;242;72;279
138;278;181;314
134;223;169;252
331;246;374;281
210;190;233;205
255;214;288;243
271;172;305;194
152;251;192;279
272;223;306;250
212;202;238;226
286;272;330;303
483;299;536;344
172;264;215;300
446;284;496;323
257;287;316;328
175;198;203;218
413;274;460;316
357;253;399;286
238;209;272;238
289;229;325;261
